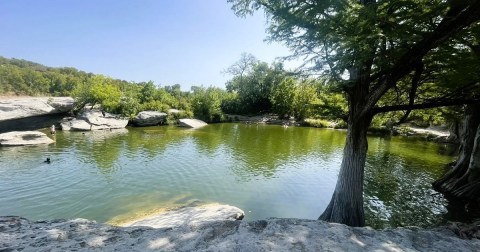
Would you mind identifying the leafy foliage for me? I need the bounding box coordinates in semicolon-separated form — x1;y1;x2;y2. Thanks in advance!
228;0;480;227
190;86;227;122
270;77;296;118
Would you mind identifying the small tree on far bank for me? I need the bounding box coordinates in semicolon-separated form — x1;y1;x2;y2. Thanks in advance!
270;77;296;118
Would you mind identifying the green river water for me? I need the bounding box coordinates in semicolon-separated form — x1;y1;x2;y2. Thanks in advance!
0;123;461;228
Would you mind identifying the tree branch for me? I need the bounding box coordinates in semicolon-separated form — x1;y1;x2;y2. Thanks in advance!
361;0;480;118
397;61;424;124
373;99;480;114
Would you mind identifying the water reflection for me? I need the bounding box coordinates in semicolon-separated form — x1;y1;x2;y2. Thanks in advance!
0;124;458;228
191;124;345;180
365;136;455;228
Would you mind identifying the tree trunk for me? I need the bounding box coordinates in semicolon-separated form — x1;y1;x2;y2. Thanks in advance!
433;104;480;200
319;84;373;227
447;118;462;144
449;122;480;200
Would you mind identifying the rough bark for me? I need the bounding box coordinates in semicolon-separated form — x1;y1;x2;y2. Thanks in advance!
433;104;480;200
319;83;373;227
449;122;480;200
447;119;462;144
467;125;480;182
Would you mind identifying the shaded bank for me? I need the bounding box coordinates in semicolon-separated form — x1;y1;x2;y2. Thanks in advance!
0;113;69;133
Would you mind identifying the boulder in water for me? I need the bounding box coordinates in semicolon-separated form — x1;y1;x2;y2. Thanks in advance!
0;131;54;146
133;111;167;126
178;118;207;128
61;110;128;131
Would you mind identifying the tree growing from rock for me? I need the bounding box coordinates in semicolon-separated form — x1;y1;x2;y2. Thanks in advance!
229;0;480;226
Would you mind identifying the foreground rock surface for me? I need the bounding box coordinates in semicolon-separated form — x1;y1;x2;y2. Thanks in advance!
0;97;74;121
1;205;479;251
178;118;207;128
0;131;54;146
133;111;167;126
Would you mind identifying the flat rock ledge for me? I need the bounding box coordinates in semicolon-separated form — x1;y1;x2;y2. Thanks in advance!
0;97;74;121
1;205;479;251
0;131;54;146
178;118;207;128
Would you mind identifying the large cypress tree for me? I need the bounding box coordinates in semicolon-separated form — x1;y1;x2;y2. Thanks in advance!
229;0;480;226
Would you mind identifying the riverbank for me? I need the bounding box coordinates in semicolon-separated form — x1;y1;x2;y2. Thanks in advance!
227;114;452;142
1;205;479;251
0;96;451;142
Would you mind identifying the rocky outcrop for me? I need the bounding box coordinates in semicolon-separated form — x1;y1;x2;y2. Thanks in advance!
0;131;54;146
61;110;128;131
0;97;74;121
0;97;75;133
1;206;479;251
178;118;207;128
133;111;167;126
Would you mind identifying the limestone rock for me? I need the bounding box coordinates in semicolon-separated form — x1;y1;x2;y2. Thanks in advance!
79;110;128;129
0;97;74;121
133;111;167;126
61;118;92;131
178;118;207;128
0;131;54;146
61;110;128;131
127;204;245;228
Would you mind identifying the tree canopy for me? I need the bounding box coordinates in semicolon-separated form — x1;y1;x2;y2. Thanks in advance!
229;0;480;226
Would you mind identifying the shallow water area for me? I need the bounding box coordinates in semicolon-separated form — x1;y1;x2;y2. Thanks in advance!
0;123;460;228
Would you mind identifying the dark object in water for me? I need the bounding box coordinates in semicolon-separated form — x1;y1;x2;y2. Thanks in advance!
44;158;51;164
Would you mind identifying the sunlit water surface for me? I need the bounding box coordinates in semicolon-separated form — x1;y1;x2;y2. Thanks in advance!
0;124;459;228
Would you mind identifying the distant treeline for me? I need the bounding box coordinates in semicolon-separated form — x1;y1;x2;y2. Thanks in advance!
0;56;95;96
0;55;448;127
0;55;348;122
0;56;193;120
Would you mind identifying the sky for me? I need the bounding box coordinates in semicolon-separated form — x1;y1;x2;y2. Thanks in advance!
0;0;298;90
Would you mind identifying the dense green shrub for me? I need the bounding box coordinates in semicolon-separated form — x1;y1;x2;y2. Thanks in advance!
191;87;226;123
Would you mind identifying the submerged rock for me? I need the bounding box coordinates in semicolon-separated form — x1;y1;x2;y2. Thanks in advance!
178;118;207;128
0;131;54;146
1;205;479;251
127;204;245;228
133;111;167;126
